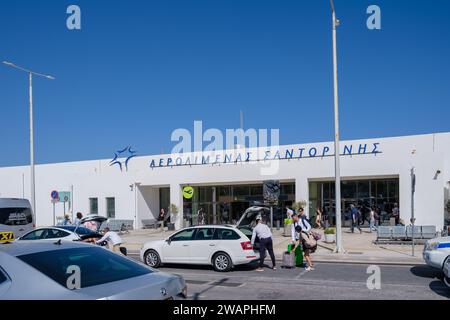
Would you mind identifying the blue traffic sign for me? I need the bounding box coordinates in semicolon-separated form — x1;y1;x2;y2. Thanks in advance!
51;190;59;200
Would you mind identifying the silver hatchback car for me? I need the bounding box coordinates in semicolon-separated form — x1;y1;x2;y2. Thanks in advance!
0;240;187;300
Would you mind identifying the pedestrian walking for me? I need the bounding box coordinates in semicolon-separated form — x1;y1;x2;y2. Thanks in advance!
73;212;83;226
251;217;276;272
291;210;315;271
350;204;362;233
369;207;377;232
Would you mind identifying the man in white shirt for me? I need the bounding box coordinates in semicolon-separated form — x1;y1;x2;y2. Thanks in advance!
96;227;123;253
251;217;276;272
291;210;314;271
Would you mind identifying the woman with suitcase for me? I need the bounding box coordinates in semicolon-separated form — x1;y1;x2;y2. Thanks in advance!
291;210;316;271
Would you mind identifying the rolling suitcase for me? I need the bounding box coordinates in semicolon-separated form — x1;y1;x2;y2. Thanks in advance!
281;251;295;268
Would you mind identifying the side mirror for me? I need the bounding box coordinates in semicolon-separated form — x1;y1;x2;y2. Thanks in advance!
165;238;171;245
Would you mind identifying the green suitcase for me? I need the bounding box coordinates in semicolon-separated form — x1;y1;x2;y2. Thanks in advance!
287;243;303;267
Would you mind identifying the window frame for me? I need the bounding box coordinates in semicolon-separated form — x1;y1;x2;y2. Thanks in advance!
89;197;98;215
106;197;116;219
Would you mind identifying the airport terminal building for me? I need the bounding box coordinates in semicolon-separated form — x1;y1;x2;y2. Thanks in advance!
1;132;449;231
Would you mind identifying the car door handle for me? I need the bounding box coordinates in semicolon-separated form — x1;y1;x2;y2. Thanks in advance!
19;228;24;232
209;244;216;246
183;244;189;247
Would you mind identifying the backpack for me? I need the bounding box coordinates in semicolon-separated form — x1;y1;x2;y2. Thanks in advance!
300;231;317;249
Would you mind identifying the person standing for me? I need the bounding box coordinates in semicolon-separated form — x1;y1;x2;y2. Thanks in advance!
158;208;165;221
392;203;400;225
61;214;72;226
251;217;276;272
291;210;315;271
73;212;83;226
96;227;123;253
350;204;362;233
197;208;205;225
286;206;294;219
315;206;323;229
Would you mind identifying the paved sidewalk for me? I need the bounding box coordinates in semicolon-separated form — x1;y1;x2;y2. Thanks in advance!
120;227;425;265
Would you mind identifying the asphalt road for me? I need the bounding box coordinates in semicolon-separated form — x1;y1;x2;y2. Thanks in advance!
128;254;450;300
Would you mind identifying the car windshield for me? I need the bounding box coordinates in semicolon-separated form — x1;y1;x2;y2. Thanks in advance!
59;226;96;235
18;247;152;288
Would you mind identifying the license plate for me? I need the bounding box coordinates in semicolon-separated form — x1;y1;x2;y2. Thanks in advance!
0;232;14;242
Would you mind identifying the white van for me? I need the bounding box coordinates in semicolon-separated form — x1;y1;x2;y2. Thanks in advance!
0;198;34;242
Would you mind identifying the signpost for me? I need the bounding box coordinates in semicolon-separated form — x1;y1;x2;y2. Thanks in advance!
59;191;71;215
50;190;71;225
183;186;194;199
50;190;59;225
411;168;416;256
263;181;280;229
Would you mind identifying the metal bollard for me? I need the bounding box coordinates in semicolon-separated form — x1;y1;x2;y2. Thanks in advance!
276;220;280;230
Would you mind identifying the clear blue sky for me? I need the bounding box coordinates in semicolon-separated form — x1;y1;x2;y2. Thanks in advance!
1;0;449;167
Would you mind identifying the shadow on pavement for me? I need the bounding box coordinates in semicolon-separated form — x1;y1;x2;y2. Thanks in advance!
429;280;450;299
191;277;230;300
410;265;443;280
161;261;259;272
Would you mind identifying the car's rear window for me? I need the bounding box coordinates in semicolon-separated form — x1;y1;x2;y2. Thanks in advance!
213;228;240;240
17;247;151;288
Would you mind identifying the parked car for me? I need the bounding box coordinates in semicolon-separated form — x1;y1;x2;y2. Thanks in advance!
140;225;259;272
443;255;450;288
16;226;103;242
0;241;187;300
0;198;34;242
423;236;450;270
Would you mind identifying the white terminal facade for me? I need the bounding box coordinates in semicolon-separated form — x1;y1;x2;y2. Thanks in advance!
1;132;449;231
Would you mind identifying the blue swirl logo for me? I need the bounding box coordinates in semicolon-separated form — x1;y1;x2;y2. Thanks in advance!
110;146;137;171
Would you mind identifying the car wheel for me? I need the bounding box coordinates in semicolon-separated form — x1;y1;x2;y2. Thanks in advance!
212;252;232;272
444;276;450;288
144;249;161;268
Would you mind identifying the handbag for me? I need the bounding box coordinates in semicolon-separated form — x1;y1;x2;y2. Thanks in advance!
311;230;322;241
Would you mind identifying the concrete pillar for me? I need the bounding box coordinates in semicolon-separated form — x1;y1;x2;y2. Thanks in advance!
295;177;309;217
170;183;183;230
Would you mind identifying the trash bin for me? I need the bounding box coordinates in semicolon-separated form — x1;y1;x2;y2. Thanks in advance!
167;223;175;231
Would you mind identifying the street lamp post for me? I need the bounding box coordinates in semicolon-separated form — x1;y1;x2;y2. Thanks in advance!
3;61;54;218
329;0;344;253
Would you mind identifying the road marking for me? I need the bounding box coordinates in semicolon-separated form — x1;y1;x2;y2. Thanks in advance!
295;269;308;279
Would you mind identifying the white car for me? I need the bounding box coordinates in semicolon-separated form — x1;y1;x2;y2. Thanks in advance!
443;256;450;288
140;225;259;272
16;226;104;242
423;236;450;270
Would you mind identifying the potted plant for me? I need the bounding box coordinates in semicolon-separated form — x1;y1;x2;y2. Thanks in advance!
324;227;336;243
292;200;307;212
284;218;292;237
168;204;179;230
